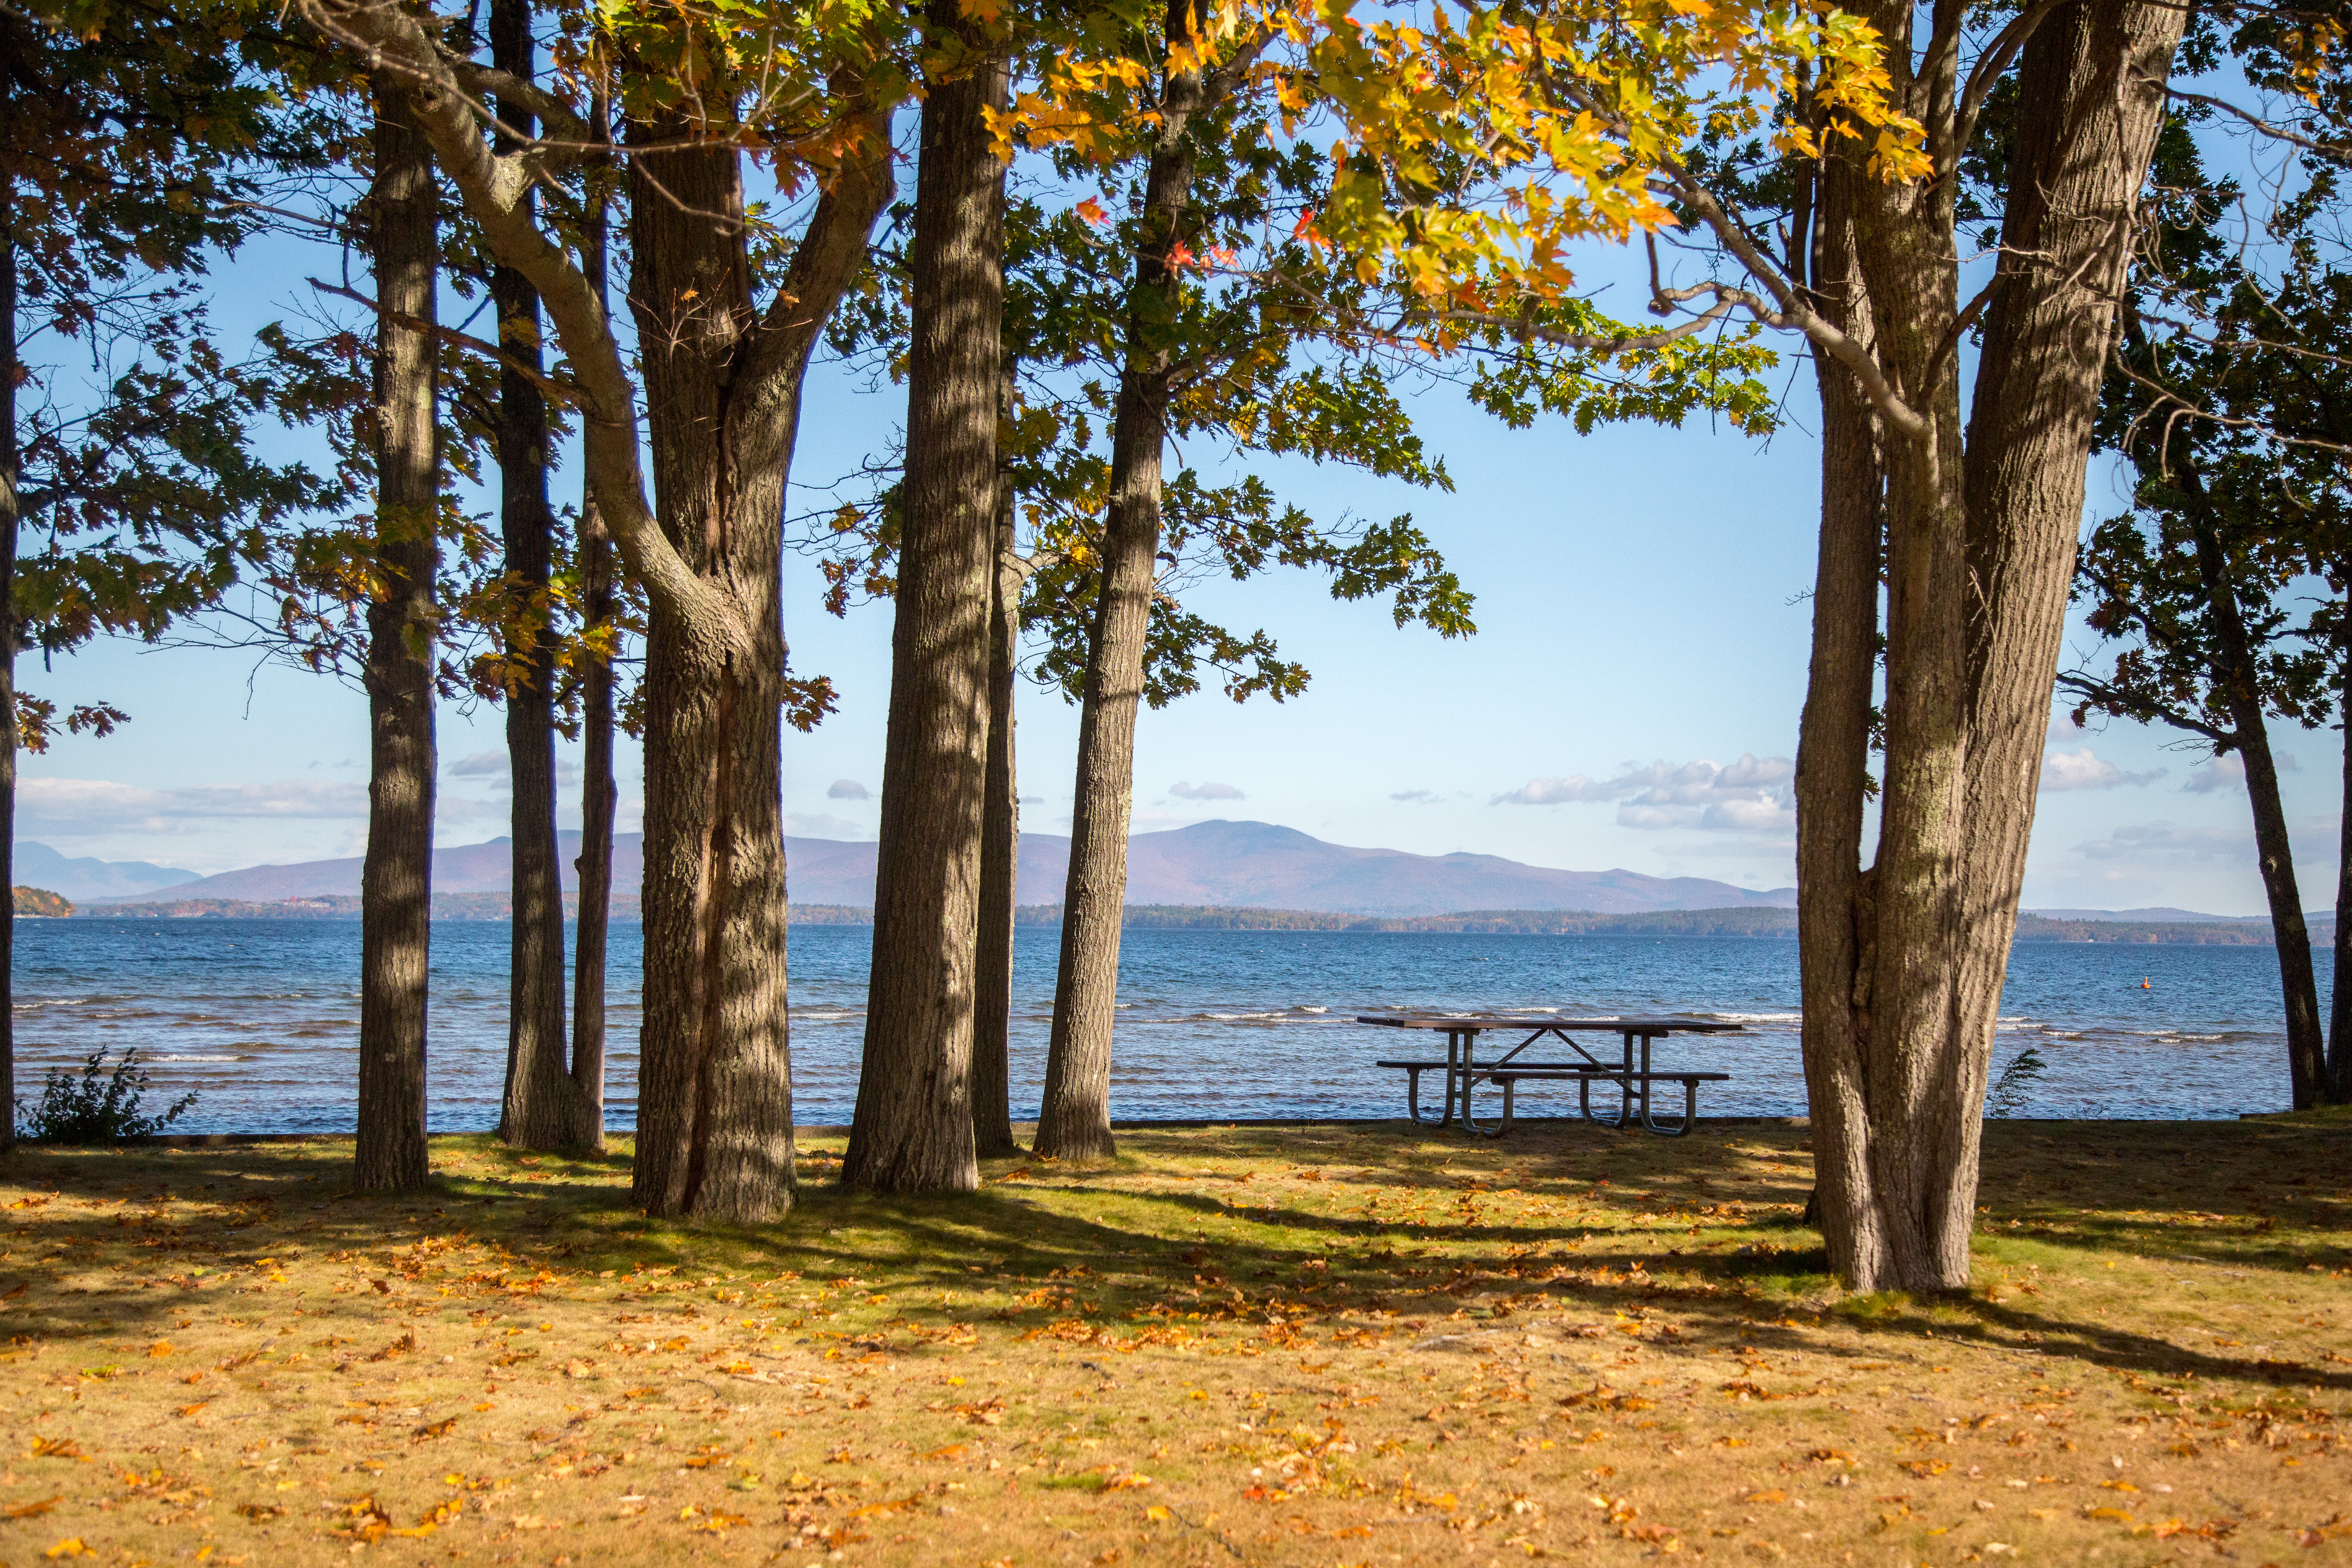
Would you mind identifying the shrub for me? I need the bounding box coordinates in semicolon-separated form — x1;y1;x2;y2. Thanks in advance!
1986;1046;2048;1118
15;1048;198;1144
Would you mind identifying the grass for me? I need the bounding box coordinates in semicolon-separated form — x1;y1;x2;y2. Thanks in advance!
0;1113;2347;1566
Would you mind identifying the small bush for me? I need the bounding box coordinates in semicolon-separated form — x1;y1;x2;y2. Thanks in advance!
15;1048;197;1145
1986;1046;2048;1118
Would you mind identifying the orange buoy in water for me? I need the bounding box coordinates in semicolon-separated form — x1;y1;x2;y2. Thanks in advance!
2142;978;2152;989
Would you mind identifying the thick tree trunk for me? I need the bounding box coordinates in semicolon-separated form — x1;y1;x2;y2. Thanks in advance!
1794;0;2183;1290
1945;0;2189;1174
489;0;575;1151
626;131;795;1221
0;191;18;1155
356;70;439;1193
1792;159;1890;1283
972;367;1023;1158
1033;0;1205;1162
567;86;617;1155
845;23;1005;1192
2180;501;2326;1105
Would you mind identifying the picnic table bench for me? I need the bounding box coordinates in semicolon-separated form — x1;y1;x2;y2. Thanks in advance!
1359;1013;1743;1137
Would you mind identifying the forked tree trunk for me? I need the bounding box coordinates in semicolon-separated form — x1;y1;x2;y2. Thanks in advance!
972;367;1024;1158
0;190;18;1155
1033;0;1203;1161
489;0;576;1151
845;21;1006;1192
2179;499;2326;1105
356;70;439;1193
298;0;889;1218
566;85;618;1155
1794;0;2184;1290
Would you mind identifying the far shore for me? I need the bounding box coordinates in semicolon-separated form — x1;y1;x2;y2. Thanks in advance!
44;897;2325;944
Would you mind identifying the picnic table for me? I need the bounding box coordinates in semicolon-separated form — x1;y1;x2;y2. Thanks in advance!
1358;1013;1744;1137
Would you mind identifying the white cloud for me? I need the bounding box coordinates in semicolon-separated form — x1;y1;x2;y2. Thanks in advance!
786;812;869;840
20;777;373;833
827;779;871;800
1170;781;1245;801
2074;821;2251;862
1492;775;1620;805
2182;752;2295;793
1390;788;1445;804
450;751;507;777
1494;755;1795;834
2040;746;2165;792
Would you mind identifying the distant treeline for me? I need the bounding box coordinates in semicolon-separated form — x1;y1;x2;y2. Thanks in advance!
64;898;2311;945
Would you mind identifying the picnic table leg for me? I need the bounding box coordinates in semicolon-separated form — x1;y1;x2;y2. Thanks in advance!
1638;1033;1655;1131
1644;1075;1699;1137
1579;1065;1628;1131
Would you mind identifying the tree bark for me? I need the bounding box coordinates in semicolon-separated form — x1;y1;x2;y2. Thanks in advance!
2178;492;2326;1106
356;69;439;1194
568;84;617;1154
1792;155;1890;1283
1031;0;1206;1161
488;0;575;1152
845;18;1005;1192
2333;619;2352;1103
0;185;19;1155
626;130;790;1221
972;365;1023;1158
1793;0;2184;1289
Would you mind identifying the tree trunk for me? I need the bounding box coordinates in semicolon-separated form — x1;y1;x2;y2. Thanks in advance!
0;187;19;1155
2180;495;2325;1106
1944;0;2190;1177
1794;0;2183;1290
1792;155;1890;1281
1032;0;1205;1162
489;0;575;1151
356;69;439;1193
625;129;795;1221
972;364;1023;1158
568;84;617;1154
296;0;891;1216
2331;611;2352;1103
845;21;1005;1192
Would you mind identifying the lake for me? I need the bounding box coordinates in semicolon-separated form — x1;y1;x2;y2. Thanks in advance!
8;919;2314;1132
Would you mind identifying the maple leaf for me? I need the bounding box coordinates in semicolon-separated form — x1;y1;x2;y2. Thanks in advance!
1075;197;1109;227
1167;242;1197;269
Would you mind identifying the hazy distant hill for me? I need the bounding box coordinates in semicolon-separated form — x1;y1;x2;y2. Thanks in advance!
16;842;199;902
97;819;1794;917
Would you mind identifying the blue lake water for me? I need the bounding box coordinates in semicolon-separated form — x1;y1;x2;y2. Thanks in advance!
8;919;2315;1132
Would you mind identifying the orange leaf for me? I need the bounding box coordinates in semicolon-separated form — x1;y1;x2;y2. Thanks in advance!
1074;197;1109;227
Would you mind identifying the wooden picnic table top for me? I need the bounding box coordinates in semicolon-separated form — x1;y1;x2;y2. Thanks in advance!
1355;1013;1744;1033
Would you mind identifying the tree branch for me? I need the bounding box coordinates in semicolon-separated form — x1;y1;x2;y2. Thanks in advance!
292;0;734;644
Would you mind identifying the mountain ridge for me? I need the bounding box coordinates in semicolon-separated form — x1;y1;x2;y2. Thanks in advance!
86;819;1795;917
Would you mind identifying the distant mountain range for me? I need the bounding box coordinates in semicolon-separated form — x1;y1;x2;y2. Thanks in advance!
38;820;2295;922
74;820;1794;917
16;842;200;902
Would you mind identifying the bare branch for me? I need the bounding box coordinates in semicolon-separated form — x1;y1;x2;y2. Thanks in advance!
2165;85;2352;165
307;276;587;407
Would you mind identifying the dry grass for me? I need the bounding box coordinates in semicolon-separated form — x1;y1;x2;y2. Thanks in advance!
0;1111;2348;1567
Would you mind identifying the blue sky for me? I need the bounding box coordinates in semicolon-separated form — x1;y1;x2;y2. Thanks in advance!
14;216;2344;916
